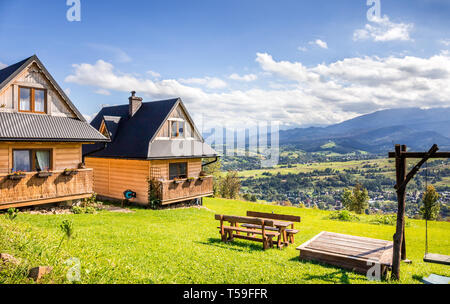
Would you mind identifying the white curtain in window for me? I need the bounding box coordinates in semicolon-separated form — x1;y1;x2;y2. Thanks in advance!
36;151;50;171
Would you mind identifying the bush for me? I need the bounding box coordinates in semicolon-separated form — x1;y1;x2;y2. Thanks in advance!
368;214;410;227
71;206;84;214
328;210;360;222
6;208;19;220
85;206;96;214
72;205;96;214
368;214;397;225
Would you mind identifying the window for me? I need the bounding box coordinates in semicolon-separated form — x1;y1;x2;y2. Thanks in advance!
170;120;185;138
13;150;31;172
12;149;51;172
169;162;187;180
18;86;46;113
178;121;184;138
171;121;178;138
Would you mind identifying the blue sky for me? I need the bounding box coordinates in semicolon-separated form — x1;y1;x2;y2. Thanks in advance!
1;0;449;128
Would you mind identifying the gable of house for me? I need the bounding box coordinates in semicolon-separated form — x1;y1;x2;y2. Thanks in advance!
0;55;84;120
0;55;108;143
84;97;217;159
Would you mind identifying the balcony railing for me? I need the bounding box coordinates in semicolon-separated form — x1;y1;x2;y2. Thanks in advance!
0;169;94;209
158;176;214;205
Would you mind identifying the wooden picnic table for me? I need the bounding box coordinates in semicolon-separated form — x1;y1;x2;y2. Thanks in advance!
246;217;293;248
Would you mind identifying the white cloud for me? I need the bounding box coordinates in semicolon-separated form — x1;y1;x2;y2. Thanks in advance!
439;39;450;46
95;88;111;96
229;73;258;82
146;70;161;78
178;77;227;89
0;62;7;69
297;46;308;52
66;52;450;128
353;15;413;42
64;88;71;96
309;39;328;49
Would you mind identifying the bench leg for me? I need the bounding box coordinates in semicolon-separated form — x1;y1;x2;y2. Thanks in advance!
269;237;274;249
262;238;268;250
288;233;294;244
276;234;282;249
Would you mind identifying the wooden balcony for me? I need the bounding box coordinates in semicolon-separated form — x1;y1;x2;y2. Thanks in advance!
0;169;94;209
158;176;214;205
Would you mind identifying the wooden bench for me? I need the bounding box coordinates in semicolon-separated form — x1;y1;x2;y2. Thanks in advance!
215;214;281;250
242;211;301;244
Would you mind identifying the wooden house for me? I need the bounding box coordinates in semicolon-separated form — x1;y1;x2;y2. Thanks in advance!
0;55;109;210
83;92;218;206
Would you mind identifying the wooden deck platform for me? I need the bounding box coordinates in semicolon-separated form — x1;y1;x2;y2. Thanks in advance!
296;231;393;276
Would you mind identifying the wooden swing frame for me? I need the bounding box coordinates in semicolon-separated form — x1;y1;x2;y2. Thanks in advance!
388;144;450;280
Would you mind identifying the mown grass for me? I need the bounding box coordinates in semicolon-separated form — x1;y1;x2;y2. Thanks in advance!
0;197;449;284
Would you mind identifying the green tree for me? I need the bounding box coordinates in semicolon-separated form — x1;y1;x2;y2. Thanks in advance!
341;183;369;214
420;185;440;220
218;171;241;199
203;158;222;196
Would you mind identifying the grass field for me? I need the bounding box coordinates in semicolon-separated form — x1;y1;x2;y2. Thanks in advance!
0;198;449;284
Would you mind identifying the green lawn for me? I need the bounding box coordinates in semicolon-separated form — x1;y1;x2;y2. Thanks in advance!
0;197;449;284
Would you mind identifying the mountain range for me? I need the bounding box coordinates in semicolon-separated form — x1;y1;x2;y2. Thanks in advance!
279;107;450;154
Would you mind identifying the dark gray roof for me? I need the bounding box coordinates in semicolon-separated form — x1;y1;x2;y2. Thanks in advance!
84;98;217;159
0;56;32;85
0;55;86;122
0;112;109;142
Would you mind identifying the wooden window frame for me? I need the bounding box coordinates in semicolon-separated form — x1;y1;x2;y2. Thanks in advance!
170;120;185;139
168;162;188;180
18;86;47;114
12;148;53;173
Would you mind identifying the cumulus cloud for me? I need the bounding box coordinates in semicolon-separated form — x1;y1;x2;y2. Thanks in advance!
229;73;258;82
146;70;161;78
178;77;227;89
65;52;450;128
439;39;450;46
353;15;413;42
0;62;7;69
309;39;328;49
95;88;111;96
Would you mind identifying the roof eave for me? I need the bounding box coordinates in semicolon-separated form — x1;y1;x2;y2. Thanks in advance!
0;138;111;143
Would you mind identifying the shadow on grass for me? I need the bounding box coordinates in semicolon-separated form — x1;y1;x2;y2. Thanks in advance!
289;257;353;284
196;238;267;252
412;274;424;283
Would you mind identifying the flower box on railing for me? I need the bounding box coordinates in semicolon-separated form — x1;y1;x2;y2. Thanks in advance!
63;169;79;176
8;172;26;180
186;177;196;184
37;171;53;178
173;178;184;185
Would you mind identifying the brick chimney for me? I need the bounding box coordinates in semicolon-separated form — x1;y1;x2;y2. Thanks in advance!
129;91;143;117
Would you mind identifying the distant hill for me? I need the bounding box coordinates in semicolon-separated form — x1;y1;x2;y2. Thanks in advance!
279;108;450;153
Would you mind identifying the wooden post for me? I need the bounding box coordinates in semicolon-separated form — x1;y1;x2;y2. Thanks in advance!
392;144;406;280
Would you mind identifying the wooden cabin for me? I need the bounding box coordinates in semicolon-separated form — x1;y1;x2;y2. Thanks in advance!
0;55;109;210
83;92;218;206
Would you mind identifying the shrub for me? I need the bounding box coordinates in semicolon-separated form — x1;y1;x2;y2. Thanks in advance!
71;206;84;214
6;208;19;220
148;178;161;210
71;205;96;214
368;214;397;226
328;210;360;222
85;206;96;214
